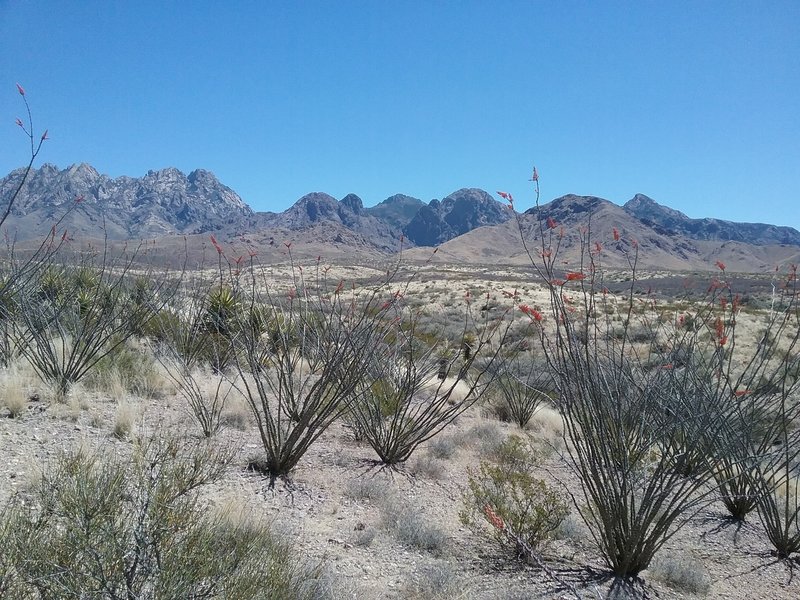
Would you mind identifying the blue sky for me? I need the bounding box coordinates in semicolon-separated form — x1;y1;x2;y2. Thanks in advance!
1;1;798;228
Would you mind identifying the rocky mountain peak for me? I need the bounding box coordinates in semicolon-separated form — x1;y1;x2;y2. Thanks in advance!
624;194;690;222
340;193;364;214
0;164;252;239
402;187;510;246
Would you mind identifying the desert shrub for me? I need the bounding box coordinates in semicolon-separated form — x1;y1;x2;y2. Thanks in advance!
461;435;568;553
428;435;458;459
226;252;395;483
649;553;711;595
344;477;386;502
455;420;507;456
381;495;449;554
402;559;465;599
0;437;330;599
410;454;447;479
350;524;377;547
510;182;800;580
752;353;800;557
11;251;170;400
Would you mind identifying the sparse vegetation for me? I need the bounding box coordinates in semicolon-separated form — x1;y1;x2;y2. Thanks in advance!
0;438;329;599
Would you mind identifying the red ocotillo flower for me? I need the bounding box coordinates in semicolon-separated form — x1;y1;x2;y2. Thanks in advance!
519;304;543;322
15;118;23;128
16;83;25;96
483;505;505;530
41;129;48;141
210;234;223;254
613;227;620;241
566;271;585;281
715;260;726;272
530;166;539;182
546;216;557;229
594;241;603;254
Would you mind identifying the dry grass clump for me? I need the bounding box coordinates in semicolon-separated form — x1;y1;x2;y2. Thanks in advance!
420;375;472;404
380;495;449;554
455;420;507;456
402;559;467;599
220;383;251;430
349;523;377;547
343;477;387;503
526;404;565;454
113;399;137;440
0;365;29;417
648;553;711;595
428;435;459;460
409;454;447;480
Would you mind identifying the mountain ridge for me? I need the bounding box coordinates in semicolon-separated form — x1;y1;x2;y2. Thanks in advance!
2;164;799;272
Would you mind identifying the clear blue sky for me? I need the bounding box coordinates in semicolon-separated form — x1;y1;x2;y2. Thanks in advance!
1;1;798;228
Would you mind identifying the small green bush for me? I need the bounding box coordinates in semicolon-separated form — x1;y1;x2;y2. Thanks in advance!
461;436;568;552
0;438;328;599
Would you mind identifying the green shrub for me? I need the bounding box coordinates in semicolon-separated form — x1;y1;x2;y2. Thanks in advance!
0;438;328;599
461;436;568;552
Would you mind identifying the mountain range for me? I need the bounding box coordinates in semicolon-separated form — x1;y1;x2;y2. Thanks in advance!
2;164;798;272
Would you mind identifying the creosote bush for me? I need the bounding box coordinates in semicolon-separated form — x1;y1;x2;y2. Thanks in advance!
0;437;328;599
461;435;568;553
